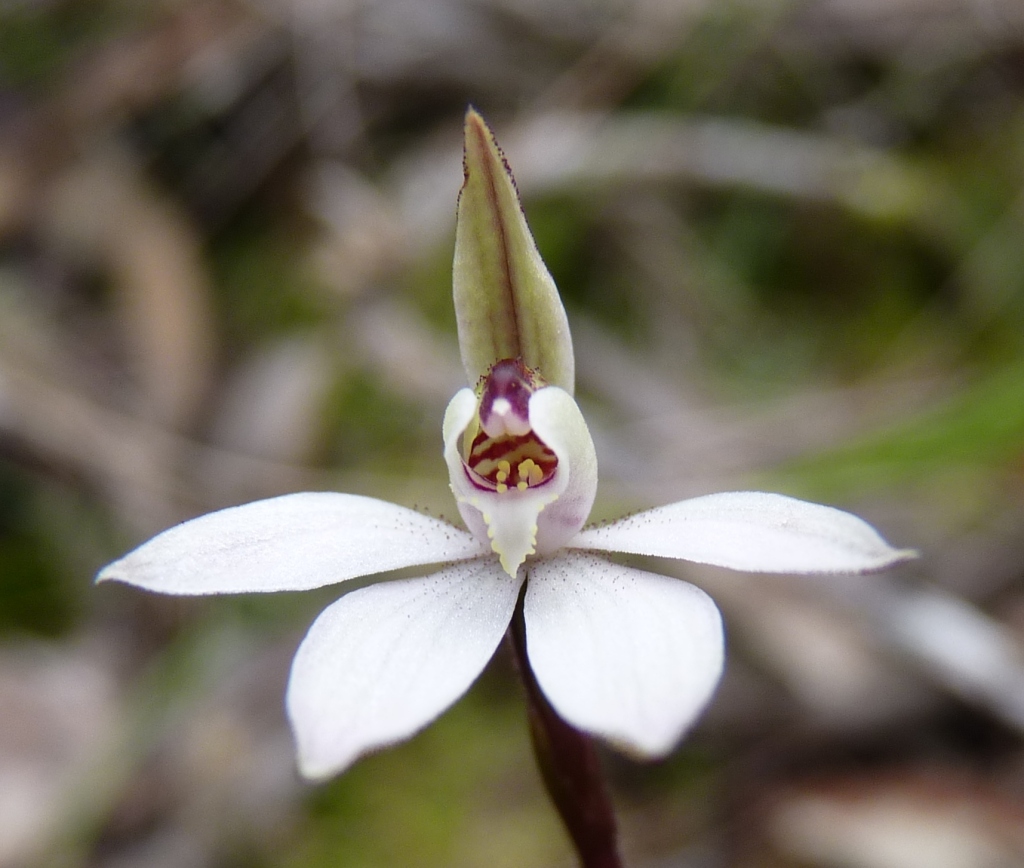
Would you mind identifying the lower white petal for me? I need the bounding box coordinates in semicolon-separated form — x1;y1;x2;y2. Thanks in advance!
97;492;488;594
287;557;521;779
524;552;724;758
572;491;915;574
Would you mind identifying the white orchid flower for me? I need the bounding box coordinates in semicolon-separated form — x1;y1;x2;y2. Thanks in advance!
97;110;913;781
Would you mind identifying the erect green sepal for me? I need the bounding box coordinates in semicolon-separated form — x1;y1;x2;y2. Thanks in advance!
453;108;575;394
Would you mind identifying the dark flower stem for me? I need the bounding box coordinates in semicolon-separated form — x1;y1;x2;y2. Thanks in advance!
508;597;624;868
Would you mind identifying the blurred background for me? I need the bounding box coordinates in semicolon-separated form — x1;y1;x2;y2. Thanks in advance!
3;0;1024;865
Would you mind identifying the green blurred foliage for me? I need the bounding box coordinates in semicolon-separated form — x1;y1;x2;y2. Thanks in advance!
0;0;129;91
529;194;649;340
323;370;433;473
208;211;326;356
782;359;1024;502
403;245;458;337
0;464;85;637
691;190;944;383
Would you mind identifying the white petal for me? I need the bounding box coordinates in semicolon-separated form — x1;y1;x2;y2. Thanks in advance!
528;387;598;555
444;386;597;576
287;558;521;779
97;492;488;594
572;491;915;574
524;552;724;757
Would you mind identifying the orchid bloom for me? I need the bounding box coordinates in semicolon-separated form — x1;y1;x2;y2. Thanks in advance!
97;110;913;781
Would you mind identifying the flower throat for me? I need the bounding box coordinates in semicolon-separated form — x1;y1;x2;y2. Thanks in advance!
462;359;558;494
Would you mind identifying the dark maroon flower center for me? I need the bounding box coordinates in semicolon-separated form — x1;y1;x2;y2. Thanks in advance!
463;359;557;493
